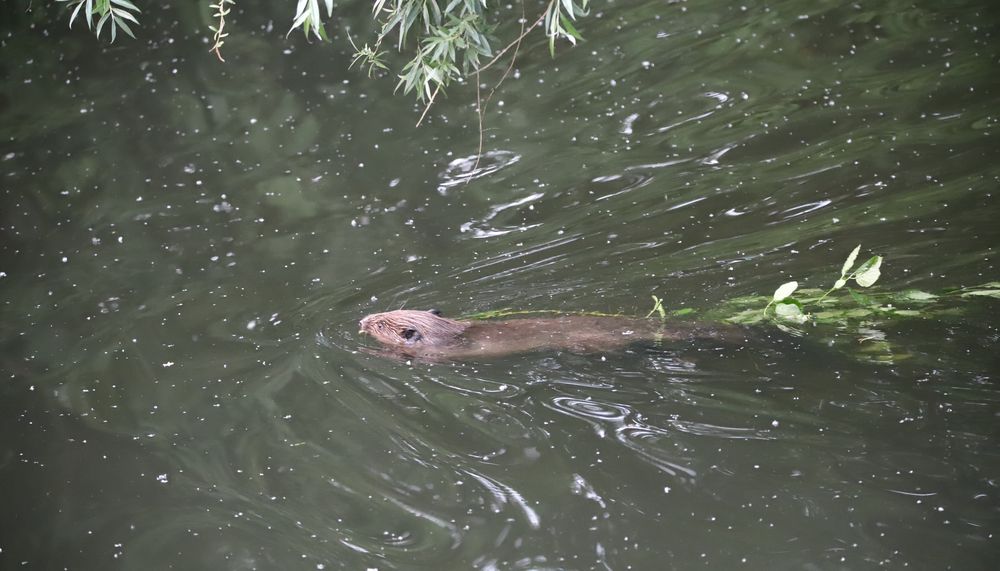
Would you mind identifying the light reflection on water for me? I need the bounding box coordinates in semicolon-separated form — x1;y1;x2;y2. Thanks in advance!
2;0;999;569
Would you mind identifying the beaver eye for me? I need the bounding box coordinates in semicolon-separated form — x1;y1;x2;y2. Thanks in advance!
428;309;442;316
401;328;419;341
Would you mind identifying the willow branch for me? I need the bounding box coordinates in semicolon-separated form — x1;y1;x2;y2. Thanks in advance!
475;1;551;75
415;83;443;127
470;1;529;179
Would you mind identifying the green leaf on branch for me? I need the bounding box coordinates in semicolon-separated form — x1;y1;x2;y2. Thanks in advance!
289;0;333;41
773;281;798;302
60;0;141;43
560;14;583;45
899;290;937;301
762;280;798;318
840;244;861;278
848;289;875;307
774;301;809;324
960;288;1000;299
854;256;882;287
765;245;885;323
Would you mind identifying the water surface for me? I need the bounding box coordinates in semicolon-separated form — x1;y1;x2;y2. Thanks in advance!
2;1;998;569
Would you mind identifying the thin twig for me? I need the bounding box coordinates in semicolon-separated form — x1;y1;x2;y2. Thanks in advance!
415;83;442;127
474;75;484;177
476;2;551;75
470;1;529;180
210;0;233;62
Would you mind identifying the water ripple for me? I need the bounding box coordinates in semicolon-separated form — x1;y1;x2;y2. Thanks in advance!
615;424;698;479
665;419;774;440
773;199;833;221
545;396;631;438
438;150;521;193
698;142;740;166
549;396;631;423
454;234;581;283
463;468;541;529
590;172;655;201
459;191;545;238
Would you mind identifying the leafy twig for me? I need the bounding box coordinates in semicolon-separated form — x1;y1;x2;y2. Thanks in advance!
60;0;140;43
763;245;884;323
347;31;388;77
288;0;333;41
415;83;442;127
209;0;235;62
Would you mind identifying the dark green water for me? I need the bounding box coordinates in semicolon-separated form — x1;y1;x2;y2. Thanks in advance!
2;1;999;569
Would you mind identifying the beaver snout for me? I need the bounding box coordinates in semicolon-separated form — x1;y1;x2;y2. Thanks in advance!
358;309;469;348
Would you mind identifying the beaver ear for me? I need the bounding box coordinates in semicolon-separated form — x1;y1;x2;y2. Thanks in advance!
428;309;442;316
401;328;421;343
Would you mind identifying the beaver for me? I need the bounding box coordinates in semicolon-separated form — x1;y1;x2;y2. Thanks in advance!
358;309;746;360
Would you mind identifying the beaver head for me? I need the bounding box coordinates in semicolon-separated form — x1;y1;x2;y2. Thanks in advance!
359;309;469;347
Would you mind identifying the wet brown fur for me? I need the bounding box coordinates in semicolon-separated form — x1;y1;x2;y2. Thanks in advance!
359;309;745;360
359;310;469;347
